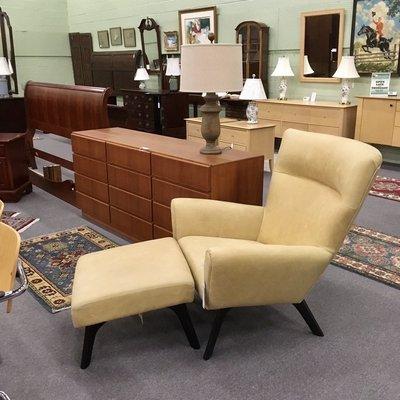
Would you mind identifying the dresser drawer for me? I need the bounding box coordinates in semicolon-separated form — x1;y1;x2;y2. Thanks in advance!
186;122;202;138
153;202;172;231
108;165;151;198
0;158;10;188
152;178;209;207
71;136;106;161
284;105;310;124
309;107;341;127
151;154;210;193
395;112;400;127
76;192;110;224
110;206;153;241
281;121;309;134
308;125;340;136
73;154;108;183
109;186;152;221
107;143;151;174
220;127;250;146
153;225;172;239
126;118;157;132
75;173;109;203
392;126;400;146
258;103;283;120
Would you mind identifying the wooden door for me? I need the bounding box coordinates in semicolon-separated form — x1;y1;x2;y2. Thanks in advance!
360;99;395;145
69;33;93;86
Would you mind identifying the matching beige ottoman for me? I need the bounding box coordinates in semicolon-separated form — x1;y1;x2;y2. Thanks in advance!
71;237;199;369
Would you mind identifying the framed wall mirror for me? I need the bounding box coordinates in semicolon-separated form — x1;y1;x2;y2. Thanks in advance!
138;17;162;74
300;9;345;83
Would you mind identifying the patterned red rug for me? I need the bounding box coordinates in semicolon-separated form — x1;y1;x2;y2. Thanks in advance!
333;226;400;289
1;211;39;233
369;176;400;202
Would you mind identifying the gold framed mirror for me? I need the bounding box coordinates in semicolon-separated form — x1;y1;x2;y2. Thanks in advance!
300;9;345;83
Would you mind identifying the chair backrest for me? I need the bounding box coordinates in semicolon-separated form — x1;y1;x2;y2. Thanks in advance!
24;81;112;138
0;222;21;295
258;129;382;254
0;200;3;216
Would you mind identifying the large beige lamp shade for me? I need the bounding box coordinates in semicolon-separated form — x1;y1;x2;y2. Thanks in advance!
333;56;360;104
180;43;243;154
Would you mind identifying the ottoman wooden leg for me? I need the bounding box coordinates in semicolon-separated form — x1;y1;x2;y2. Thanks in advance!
170;304;200;350
81;322;105;369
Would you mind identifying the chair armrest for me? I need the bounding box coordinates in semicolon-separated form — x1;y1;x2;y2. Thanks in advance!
0;260;28;304
171;198;264;241
203;243;332;310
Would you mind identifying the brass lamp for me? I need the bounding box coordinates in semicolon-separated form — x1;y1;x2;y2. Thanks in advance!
180;37;243;154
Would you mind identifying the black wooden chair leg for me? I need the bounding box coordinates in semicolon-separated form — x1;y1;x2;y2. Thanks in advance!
293;300;324;337
203;308;230;360
170;304;200;349
80;322;105;369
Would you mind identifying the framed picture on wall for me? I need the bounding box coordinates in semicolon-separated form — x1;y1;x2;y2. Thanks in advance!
164;31;179;51
123;28;136;47
110;27;122;46
178;6;217;45
97;30;110;49
351;0;400;74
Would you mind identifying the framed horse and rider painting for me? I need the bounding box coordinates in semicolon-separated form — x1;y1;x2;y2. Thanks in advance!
351;0;400;74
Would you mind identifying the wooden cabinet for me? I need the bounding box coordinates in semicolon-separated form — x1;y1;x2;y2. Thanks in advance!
236;21;269;92
122;89;189;138
0;98;26;133
257;99;357;138
71;128;264;241
355;96;400;147
186;118;275;171
0;133;31;202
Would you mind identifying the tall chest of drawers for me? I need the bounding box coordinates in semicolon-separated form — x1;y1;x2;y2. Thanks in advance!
71;128;264;242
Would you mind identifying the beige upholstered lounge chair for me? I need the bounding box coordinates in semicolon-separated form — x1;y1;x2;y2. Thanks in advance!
172;129;382;359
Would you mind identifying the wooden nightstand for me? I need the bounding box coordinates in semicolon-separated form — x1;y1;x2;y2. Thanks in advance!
186;118;276;171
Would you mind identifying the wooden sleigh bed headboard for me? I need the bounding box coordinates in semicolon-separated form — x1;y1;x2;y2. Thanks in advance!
24;81;112;204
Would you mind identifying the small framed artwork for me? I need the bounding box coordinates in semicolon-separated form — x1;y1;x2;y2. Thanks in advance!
110;27;122;46
97;30;110;49
351;0;400;74
164;31;179;51
123;28;136;48
179;6;218;45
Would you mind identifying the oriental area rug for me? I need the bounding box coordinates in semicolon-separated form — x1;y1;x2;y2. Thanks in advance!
19;226;117;313
1;211;39;233
369;176;400;202
332;226;400;290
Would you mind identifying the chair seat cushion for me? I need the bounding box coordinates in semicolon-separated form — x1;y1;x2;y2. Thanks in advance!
71;237;194;328
178;236;264;297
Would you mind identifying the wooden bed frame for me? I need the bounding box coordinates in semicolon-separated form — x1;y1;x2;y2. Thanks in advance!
24;81;112;205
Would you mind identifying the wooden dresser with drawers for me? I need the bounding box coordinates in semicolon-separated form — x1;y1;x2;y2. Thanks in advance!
256;99;357;138
71;128;264;241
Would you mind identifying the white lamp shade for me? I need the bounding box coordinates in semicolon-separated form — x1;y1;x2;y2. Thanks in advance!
303;55;314;75
134;67;150;81
271;56;294;77
165;57;181;76
239;77;267;100
333;56;360;79
180;44;243;93
0;57;12;76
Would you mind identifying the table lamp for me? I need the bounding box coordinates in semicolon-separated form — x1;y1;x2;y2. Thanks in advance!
239;74;267;124
271;56;294;100
180;36;243;154
333;56;360;105
134;67;150;90
0;57;12;98
304;55;314;75
165;57;181;92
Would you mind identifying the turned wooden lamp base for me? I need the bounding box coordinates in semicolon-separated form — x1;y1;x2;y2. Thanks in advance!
200;92;222;155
